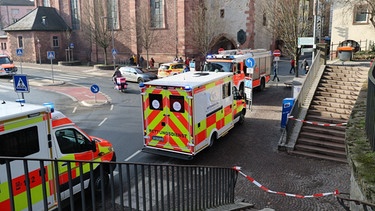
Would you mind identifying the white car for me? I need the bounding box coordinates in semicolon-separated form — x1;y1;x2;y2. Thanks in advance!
119;66;157;83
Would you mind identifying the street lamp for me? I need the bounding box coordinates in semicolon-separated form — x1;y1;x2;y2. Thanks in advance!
101;16;115;69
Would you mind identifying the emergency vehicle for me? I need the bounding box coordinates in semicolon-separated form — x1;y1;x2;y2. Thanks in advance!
204;48;272;92
0;101;116;211
140;71;246;159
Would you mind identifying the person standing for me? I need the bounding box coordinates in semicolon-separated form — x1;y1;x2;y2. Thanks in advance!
183;64;190;73
289;58;295;74
149;57;155;68
301;59;309;74
272;62;279;82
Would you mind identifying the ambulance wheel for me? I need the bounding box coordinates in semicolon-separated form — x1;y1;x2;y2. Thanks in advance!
209;133;217;147
92;170;109;193
260;78;266;91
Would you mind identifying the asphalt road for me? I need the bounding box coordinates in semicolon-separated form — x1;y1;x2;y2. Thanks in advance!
0;57;351;210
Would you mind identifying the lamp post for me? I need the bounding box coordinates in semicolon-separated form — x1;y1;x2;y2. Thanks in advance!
101;16;115;69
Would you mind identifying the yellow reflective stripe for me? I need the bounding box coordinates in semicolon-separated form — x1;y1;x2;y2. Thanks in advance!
3;113;46;131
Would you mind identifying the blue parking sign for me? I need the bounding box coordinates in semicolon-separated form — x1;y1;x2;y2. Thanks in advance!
13;74;29;93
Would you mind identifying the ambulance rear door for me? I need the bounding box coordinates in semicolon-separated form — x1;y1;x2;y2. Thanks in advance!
143;86;193;155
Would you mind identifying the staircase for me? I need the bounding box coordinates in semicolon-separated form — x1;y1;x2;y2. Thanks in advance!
291;65;368;163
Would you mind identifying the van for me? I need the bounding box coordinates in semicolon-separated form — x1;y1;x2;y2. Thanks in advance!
0;55;17;76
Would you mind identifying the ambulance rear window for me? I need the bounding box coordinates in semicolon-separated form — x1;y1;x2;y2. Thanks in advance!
170;95;185;113
149;94;163;110
0;126;40;164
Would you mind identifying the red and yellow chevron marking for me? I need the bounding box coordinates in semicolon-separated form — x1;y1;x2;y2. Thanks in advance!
0;165;54;211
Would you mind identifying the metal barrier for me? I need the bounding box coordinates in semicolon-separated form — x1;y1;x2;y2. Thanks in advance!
366;62;375;151
0;156;237;211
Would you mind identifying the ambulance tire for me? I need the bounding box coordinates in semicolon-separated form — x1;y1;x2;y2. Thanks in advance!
92;170;109;194
209;132;217;147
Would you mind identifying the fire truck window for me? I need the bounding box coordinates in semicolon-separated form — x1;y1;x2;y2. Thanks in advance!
149;94;163;110
170;95;185;113
0;126;40;164
222;82;231;99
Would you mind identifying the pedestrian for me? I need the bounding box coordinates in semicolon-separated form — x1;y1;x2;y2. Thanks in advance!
149;57;155;68
178;57;184;63
289;58;295;74
185;57;190;66
133;55;138;66
301;59;309;74
183;64;190;73
140;56;145;68
272;63;280;82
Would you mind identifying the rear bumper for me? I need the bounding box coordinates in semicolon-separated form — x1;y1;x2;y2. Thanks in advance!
142;147;194;160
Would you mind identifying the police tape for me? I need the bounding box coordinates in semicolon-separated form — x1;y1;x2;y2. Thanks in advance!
233;166;339;198
288;116;347;127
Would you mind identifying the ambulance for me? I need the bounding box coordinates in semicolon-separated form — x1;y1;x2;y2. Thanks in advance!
0;101;116;211
204;48;272;92
140;71;246;159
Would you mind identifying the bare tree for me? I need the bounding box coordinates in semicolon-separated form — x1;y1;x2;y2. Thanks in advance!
137;7;157;68
258;0;312;77
341;0;375;28
81;0;113;65
187;1;223;57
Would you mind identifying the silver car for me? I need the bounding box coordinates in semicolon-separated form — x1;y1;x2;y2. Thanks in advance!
119;66;157;83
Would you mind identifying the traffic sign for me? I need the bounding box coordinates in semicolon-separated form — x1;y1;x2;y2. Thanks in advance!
47;51;55;60
112;48;117;56
13;74;29;93
245;57;255;68
273;50;281;57
16;48;23;56
91;84;100;93
70;43;74;49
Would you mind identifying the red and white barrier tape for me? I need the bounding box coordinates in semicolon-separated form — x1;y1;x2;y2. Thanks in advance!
288;116;347;127
233;166;339;198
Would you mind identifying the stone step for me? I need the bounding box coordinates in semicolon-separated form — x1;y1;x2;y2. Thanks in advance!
297;137;346;151
309;105;353;115
314;91;359;100
289;150;347;163
299;131;345;143
301;125;346;137
321;75;365;83
307;110;350;120
304;114;348;127
311;100;354;110
313;96;356;105
323;71;368;79
316;86;360;96
320;79;364;88
326;65;368;72
318;82;362;91
294;144;347;158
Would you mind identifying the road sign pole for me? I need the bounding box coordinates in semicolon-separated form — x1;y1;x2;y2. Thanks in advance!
51;59;54;83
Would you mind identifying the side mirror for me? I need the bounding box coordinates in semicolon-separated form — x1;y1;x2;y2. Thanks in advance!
91;140;97;152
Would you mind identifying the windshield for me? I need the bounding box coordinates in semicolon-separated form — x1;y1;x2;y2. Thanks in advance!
135;68;144;74
0;57;11;64
203;62;232;72
159;65;169;70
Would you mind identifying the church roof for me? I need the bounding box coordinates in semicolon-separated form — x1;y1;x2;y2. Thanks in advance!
3;6;70;32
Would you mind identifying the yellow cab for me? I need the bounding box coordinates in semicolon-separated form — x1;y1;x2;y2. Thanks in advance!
157;62;184;78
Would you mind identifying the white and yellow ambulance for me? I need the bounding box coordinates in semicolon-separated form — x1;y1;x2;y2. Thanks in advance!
140;71;247;159
0;101;116;211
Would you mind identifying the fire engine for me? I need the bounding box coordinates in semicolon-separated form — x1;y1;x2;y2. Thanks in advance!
0;101;116;211
204;48;272;93
140;71;246;159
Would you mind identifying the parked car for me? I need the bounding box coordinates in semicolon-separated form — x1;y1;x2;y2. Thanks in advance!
119;66;157;83
0;55;17;76
157;62;184;78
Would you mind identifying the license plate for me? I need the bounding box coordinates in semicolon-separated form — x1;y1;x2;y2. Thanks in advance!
152;136;164;141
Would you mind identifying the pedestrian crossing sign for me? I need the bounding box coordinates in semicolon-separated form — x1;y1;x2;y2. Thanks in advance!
47;51;55;60
13;74;30;93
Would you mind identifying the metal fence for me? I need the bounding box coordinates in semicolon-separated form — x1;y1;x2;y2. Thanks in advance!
0;156;237;211
330;39;375;60
366;62;375;151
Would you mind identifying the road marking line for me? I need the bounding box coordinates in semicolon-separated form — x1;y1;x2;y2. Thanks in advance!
125;150;141;162
98;117;107;126
110;104;114;111
72;106;77;113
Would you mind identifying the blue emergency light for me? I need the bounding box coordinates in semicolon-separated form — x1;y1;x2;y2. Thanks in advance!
43;102;55;112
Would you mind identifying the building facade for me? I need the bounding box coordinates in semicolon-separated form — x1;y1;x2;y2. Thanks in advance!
6;0;274;65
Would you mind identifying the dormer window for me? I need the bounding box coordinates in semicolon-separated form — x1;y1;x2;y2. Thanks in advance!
42;16;47;25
